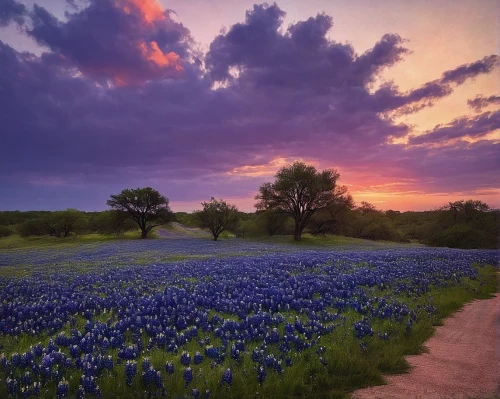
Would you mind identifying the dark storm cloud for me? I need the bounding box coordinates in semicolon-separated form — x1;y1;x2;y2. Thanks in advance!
468;95;500;112
1;1;499;208
0;0;26;27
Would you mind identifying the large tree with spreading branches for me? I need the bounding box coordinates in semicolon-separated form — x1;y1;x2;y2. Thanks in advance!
255;162;341;241
107;187;174;239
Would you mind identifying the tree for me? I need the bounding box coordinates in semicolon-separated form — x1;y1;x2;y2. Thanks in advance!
91;210;137;236
255;162;340;241
107;187;174;239
195;198;239;241
42;209;87;238
308;186;354;236
256;209;290;236
441;200;490;224
17;219;47;237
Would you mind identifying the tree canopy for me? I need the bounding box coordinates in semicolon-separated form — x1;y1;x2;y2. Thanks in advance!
195;198;239;241
107;187;173;239
255;162;340;240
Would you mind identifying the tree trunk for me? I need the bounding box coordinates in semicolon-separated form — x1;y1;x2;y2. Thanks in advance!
294;221;302;241
141;229;148;239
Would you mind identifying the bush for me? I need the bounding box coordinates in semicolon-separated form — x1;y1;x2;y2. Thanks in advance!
426;224;499;249
17;219;47;237
91;210;136;235
0;225;14;237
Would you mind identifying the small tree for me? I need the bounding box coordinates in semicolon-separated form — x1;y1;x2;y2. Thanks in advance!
17;219;47;237
91;210;137;236
255;162;340;241
442;200;490;224
42;209;87;238
107;187;174;239
195;198;239;241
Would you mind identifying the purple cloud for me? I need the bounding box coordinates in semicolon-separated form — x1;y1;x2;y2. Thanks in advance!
28;0;193;85
468;94;500;112
0;2;499;210
206;4;409;92
0;0;26;27
409;110;500;145
441;55;499;85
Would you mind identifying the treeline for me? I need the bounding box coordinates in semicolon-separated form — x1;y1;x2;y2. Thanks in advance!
0;201;498;249
0;210;138;238
0;162;498;249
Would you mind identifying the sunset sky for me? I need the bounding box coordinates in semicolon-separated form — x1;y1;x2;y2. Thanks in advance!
1;0;499;212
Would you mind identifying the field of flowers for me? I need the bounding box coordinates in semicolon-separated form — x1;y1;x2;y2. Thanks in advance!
0;238;498;398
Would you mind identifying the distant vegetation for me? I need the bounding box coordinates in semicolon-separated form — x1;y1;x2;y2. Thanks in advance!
0;163;498;249
1;200;497;249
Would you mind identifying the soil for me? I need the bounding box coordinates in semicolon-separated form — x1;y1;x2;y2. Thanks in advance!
352;291;500;399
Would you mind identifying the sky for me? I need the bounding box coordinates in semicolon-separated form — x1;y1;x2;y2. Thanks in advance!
0;0;499;212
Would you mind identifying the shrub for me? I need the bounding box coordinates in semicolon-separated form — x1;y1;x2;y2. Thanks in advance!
0;225;14;237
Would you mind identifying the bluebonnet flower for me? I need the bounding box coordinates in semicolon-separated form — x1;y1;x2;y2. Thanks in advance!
220;368;232;386
6;377;19;395
257;365;266;385
69;344;81;359
56;378;69;398
194;351;204;365
184;367;193;387
181;351;191;366
33;381;41;396
165;361;174;374
125;360;137;386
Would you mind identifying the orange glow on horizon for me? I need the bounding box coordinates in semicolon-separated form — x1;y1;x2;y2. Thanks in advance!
222;158;500;212
226;157;319;177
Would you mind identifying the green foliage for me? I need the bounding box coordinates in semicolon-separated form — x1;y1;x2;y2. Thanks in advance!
107;187;174;239
426;223;499;249
194;198;239;241
17;219;47;237
90;210;137;235
308;190;355;236
425;200;499;249
43;209;88;238
174;212;199;227
255;209;291;236
0;211;51;226
0;225;14;237
16;210;87;238
255;162;341;241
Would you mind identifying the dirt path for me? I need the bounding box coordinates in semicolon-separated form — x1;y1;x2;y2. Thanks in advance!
352;293;500;399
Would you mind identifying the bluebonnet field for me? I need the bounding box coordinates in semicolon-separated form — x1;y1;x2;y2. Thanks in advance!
0;238;498;398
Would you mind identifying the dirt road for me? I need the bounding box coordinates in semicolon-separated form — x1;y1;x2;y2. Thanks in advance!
352;293;500;399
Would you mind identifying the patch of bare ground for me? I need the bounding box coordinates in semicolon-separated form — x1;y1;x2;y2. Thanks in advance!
352;291;500;399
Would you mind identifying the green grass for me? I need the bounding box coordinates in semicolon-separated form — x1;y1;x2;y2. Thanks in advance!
0;230;153;250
